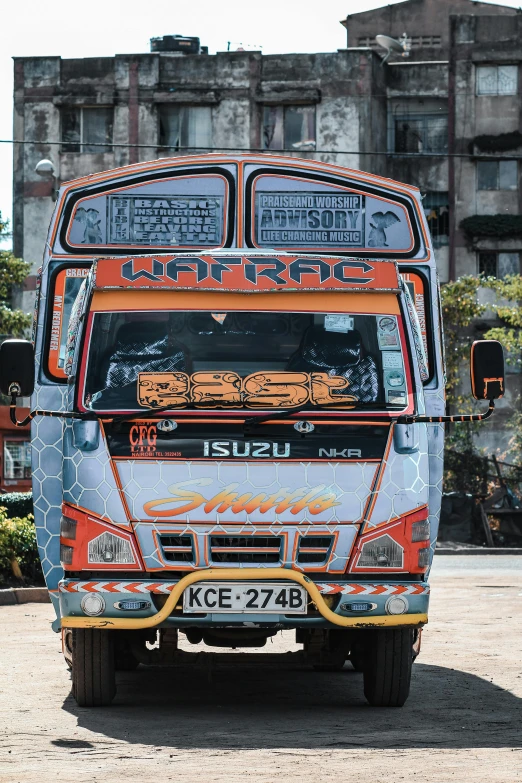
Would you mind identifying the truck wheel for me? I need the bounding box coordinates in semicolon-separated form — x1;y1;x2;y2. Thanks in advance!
72;629;116;707
363;629;413;708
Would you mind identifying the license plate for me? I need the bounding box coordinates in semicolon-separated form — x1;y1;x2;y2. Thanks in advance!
183;582;307;614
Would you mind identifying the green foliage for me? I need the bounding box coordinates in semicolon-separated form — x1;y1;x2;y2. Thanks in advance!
0;212;31;337
440;276;485;401
0;508;42;584
442;273;522;469
460;214;522;241
0;492;33;518
440;277;486;459
481;274;522;366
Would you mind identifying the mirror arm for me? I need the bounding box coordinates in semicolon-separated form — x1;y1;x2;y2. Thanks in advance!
397;400;495;425
9;393;92;428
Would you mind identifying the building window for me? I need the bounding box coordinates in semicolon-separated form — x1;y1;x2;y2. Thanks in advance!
423;192;449;247
263;105;316;151
158;105;212;150
358;35;440;48
61;107;113;153
476;65;518;96
393;114;447;153
477;160;518;191
3;440;31;480
478;251;519;278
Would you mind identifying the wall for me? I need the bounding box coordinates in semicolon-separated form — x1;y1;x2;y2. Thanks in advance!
341;0;515;59
13;47;387;316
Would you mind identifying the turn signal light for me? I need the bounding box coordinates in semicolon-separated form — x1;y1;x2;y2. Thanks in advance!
60;544;74;565
412;520;430;542
418;547;431;568
60;515;77;540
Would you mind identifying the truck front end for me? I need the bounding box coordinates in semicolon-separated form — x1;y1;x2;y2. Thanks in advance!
55;251;430;706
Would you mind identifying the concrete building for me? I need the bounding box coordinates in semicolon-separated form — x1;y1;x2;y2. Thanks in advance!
8;0;522;462
342;0;516;58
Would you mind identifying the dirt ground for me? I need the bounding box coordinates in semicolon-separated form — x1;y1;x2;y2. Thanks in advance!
1;557;521;783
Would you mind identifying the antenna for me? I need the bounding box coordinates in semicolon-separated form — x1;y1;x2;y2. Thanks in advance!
375;32;411;65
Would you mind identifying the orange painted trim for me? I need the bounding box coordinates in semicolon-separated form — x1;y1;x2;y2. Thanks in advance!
101;417;391;427
291;528;343;574
237;160;244;247
89;290;401;314
50;154;432;263
150;527;200;571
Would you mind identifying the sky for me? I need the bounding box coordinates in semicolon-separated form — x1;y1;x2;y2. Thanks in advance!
1;0;521;249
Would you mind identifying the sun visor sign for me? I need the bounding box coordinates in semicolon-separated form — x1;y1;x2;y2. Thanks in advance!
93;255;400;292
253;191;413;251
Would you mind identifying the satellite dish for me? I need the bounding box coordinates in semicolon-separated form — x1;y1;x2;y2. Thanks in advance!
375;33;411;65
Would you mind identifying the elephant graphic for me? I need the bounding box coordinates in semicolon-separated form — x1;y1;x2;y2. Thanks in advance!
74;207;103;244
368;211;401;247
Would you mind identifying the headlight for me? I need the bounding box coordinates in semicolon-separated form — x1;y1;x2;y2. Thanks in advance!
81;593;106;616
385;596;409;615
88;531;135;564
358;534;403;568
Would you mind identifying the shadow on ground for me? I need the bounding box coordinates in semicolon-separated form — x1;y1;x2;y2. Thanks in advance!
62;658;522;750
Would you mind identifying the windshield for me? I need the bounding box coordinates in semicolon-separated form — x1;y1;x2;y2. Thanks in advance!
82;307;411;413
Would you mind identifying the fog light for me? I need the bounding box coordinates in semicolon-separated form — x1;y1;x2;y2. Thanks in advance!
81;593;106;617
385;596;409;615
412;520;430;542
341;602;376;613
88;531;135;564
418;547;431;568
358;534;403;568
60;544;73;565
114;600;151;611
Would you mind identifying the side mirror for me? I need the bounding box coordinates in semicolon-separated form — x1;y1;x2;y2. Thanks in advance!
0;339;35;397
470;340;504;401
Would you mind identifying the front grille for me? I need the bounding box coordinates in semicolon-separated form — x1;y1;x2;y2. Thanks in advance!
159;534;195;564
209;535;282;564
297;536;333;565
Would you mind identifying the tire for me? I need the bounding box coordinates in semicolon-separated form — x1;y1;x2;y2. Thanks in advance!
363;629;413;708
72;629;116;707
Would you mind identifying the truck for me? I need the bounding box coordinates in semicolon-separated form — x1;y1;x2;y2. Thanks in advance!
0;154;504;708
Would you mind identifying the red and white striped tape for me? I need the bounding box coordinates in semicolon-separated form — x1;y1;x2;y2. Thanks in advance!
59;580;429;596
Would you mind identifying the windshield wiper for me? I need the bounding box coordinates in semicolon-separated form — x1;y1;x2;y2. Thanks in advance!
244;404;322;428
109;405;180;429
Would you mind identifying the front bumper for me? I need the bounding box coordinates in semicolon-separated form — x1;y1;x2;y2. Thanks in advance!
59;569;429;630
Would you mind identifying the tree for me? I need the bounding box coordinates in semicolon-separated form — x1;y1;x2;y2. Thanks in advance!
441;273;522;467
440;276;486;465
0;212;31;336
